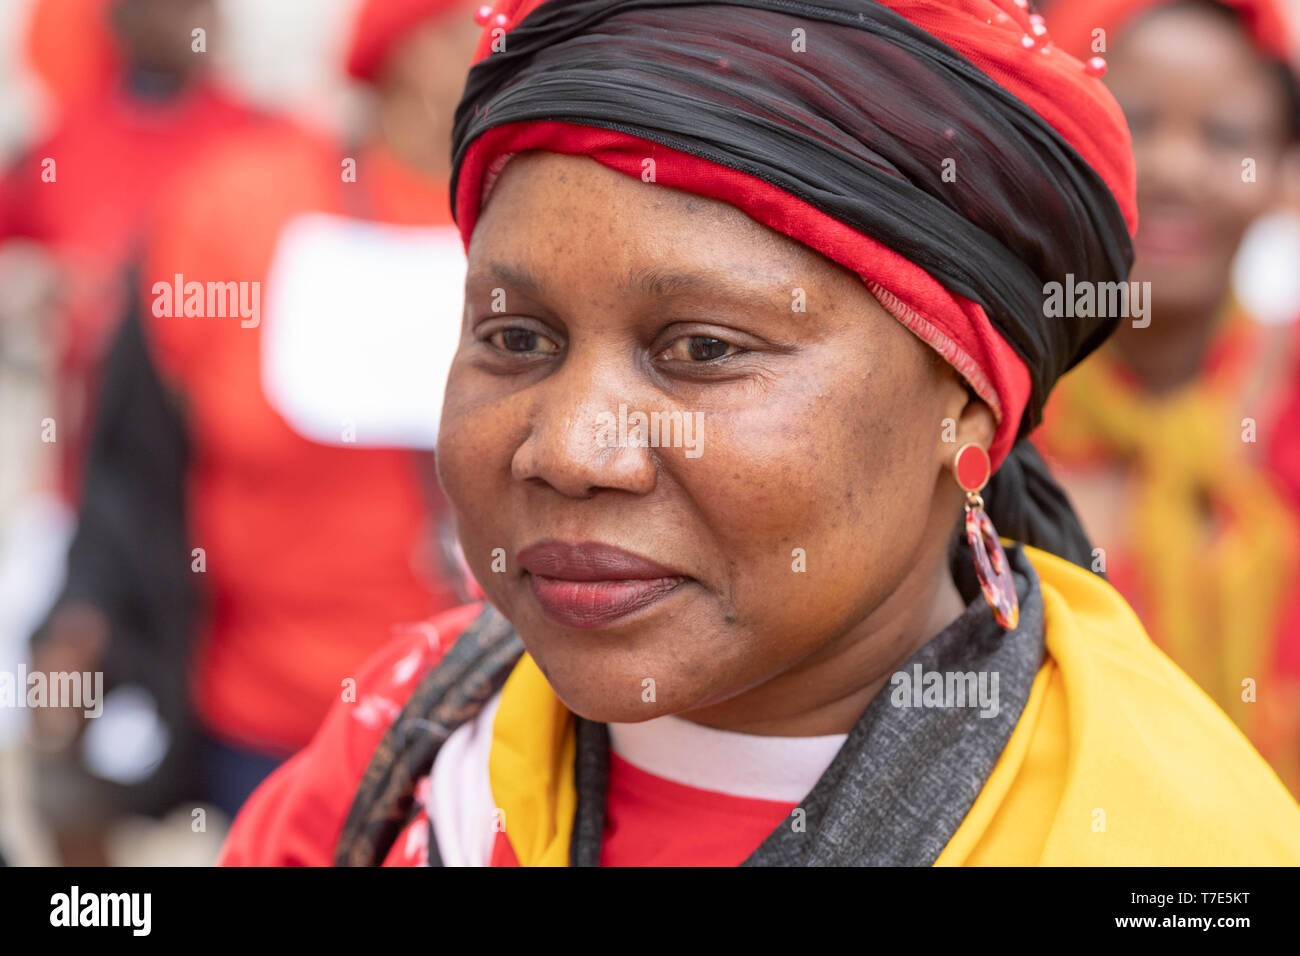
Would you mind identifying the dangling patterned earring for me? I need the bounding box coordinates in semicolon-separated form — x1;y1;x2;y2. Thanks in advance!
954;443;1020;630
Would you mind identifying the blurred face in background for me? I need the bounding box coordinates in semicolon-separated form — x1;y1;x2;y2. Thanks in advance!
371;4;484;179
1106;2;1294;320
377;6;484;111
111;0;217;81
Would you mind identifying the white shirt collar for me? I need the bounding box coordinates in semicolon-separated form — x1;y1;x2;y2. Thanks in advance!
607;714;848;803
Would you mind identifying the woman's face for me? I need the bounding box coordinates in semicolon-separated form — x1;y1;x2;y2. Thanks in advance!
437;153;982;729
1107;4;1292;316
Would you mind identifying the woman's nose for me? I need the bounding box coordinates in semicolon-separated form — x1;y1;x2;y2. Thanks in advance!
509;355;660;499
1138;122;1212;202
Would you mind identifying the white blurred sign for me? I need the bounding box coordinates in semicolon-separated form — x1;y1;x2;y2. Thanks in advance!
1232;210;1300;327
261;212;467;449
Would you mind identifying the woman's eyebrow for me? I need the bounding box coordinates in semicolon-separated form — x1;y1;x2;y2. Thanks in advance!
469;260;789;304
629;266;785;301
467;261;547;296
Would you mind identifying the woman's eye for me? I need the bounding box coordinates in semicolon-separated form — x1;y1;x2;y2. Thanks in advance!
487;328;559;353
658;335;737;362
1203;118;1260;151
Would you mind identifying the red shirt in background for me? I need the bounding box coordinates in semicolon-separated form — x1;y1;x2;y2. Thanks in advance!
143;125;463;755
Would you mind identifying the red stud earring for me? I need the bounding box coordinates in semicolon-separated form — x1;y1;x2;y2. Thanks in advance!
954;443;1020;630
474;5;493;26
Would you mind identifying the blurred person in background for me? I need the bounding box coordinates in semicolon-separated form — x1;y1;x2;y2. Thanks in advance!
0;0;260;868
0;0;262;499
27;0;483;865
1036;0;1300;795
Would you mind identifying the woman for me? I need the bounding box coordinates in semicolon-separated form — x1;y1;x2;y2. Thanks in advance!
1037;0;1300;796
222;0;1300;866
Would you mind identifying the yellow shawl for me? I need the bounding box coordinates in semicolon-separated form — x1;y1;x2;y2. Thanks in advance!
488;546;1300;865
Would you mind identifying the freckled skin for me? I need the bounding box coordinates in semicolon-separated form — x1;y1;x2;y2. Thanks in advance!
436;153;994;735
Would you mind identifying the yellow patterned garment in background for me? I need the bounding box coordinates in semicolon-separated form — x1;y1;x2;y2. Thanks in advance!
1037;309;1300;797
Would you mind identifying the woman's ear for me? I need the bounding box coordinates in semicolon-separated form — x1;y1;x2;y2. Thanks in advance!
928;354;996;486
938;384;997;475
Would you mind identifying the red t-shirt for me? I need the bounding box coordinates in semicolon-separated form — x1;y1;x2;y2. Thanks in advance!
486;753;796;866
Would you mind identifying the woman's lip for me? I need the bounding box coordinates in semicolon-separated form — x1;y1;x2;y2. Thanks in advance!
516;540;683;581
527;574;687;629
1134;217;1212;260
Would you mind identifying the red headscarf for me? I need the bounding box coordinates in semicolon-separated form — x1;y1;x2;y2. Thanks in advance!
346;0;471;81
452;0;1138;469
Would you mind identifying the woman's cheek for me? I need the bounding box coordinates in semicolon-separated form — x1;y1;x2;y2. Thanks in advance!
680;417;818;536
693;374;898;533
681;413;864;613
748;405;932;615
434;411;478;519
437;396;513;563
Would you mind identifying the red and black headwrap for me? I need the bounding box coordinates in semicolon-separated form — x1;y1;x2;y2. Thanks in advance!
448;0;1139;566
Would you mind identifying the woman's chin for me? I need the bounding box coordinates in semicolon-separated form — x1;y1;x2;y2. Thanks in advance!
560;694;682;724
530;652;718;725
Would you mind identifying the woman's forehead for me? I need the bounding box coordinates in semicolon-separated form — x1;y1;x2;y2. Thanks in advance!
1117;2;1279;76
480;152;756;226
470;152;830;279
